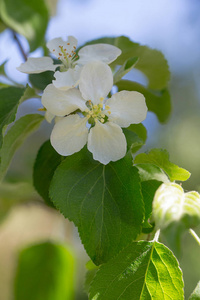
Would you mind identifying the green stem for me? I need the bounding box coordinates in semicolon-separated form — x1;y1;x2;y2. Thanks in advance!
153;229;160;242
189;229;200;246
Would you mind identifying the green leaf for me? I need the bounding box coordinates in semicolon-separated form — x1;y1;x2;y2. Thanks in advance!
0;82;10;88
0;60;7;76
29;71;55;90
123;123;147;153
0;114;44;181
135;163;169;232
33;140;62;207
153;183;200;230
20;85;40;103
113;56;138;84
136;163;169;182
124;132;143;154
89;241;184;300
14;241;75;300
50;147;144;265
116;80;171;123
0;0;49;52
189;281;200;300
134;148;191;182
0;86;25;148
85;270;98;295
0;18;6;32
0;181;37;223
83;36;170;90
127;123;147;142
84;261;99;294
161;223;184;258
141;180;162;231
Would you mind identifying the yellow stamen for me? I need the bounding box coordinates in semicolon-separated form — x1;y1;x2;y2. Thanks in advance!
84;100;111;124
108;111;111;114
100;97;104;102
105;105;110;110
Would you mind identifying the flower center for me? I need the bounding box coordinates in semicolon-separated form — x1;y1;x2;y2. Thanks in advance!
84;98;111;125
55;44;78;69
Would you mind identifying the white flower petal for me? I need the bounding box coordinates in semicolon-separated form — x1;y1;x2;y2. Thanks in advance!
79;61;113;104
53;65;81;90
67;36;78;52
17;57;57;74
78;44;122;65
54;116;63;123
47;37;64;57
50;114;88;156
45;111;55;123
107;91;147;127
47;36;78;59
41;84;87;116
88;121;127;165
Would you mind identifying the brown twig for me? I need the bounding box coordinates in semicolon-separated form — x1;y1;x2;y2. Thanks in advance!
12;31;27;61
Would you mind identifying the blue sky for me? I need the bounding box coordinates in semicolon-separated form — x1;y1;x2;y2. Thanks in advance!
48;0;200;70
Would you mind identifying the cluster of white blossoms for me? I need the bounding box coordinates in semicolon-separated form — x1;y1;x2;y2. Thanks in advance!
18;36;148;165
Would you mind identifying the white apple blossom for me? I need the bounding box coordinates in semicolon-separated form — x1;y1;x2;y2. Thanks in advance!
17;36;122;90
45;61;147;165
